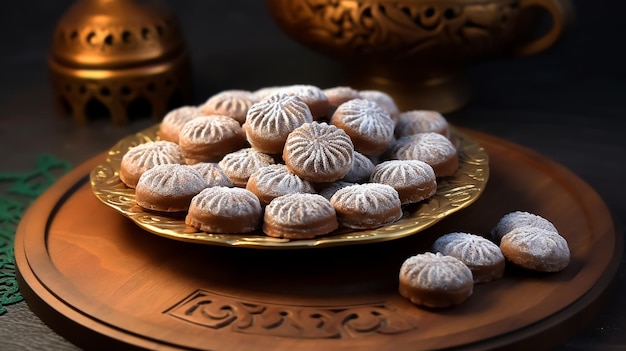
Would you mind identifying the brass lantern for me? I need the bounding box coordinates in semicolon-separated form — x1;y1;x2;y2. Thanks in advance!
49;0;193;125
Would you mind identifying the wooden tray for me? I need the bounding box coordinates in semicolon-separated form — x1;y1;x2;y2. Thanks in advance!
15;129;621;351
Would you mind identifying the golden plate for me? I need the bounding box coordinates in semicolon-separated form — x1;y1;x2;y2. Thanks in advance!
89;124;489;249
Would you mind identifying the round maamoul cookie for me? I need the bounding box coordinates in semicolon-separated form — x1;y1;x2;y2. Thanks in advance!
341;151;375;183
119;140;186;189
317;181;356;200
370;160;437;205
283;122;354;183
323;86;361;115
399;252;474;308
218;147;275;187
185;186;262;233
159;106;204;143
135;164;207;213
491;211;558;244
246;164;316;206
178;116;246;164
244;93;313;154
199;89;258;125
330;98;395;156
190;162;233;188
263;193;338;239
500;226;570;272
359;89;400;122
432;232;505;283
329;183;402;229
279;84;330;121
395;110;450;139
389;132;459;177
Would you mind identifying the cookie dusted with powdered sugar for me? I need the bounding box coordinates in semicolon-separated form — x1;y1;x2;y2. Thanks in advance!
340;151;375;183
399;252;474;308
283;122;354;183
330;183;402;229
359;89;400;122
433;232;505;283
263;193;338;239
491;211;558;244
370;160;437;205
279;84;330;121
119;140;186;189
135;164;206;213
178;116;246;164
330;98;395;156
190;162;233;188
186;186;262;233
218;148;275;187
244;93;313;154
389;132;459;177
159;106;204;143
395;110;450;139
500;226;570;272
246;164;315;206
200;90;259;125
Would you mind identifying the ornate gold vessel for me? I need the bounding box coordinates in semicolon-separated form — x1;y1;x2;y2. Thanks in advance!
266;0;574;113
49;0;193;124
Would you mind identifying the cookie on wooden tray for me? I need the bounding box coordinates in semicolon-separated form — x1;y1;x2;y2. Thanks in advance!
399;252;474;308
500;226;570;272
491;211;559;244
433;232;505;283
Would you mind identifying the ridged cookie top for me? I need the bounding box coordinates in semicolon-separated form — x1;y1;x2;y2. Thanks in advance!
218;148;275;186
399;252;473;290
248;164;315;197
190;162;233;188
283;122;354;182
501;226;570;264
136;164;206;197
395;110;449;138
330;183;401;213
331;99;395;144
159;106;203;143
200;90;258;125
179;116;243;145
120;141;185;187
491;211;558;243
433;232;504;266
370;160;436;188
190;186;261;217
390;132;457;165
245;93;313;139
264;193;336;226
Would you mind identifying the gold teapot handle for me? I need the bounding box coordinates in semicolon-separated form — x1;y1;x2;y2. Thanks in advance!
513;0;575;56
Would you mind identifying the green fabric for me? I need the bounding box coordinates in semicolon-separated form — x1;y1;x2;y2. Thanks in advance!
0;155;71;315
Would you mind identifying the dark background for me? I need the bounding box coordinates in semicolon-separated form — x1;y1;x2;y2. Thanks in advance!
1;0;625;350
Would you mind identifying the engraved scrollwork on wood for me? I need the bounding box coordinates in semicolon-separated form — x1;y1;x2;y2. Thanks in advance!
268;0;521;60
165;289;417;338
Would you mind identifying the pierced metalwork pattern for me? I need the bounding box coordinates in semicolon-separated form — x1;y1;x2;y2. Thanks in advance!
90;124;488;249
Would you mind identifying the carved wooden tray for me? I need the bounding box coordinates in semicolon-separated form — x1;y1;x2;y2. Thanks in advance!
15;129;621;351
89;124;489;248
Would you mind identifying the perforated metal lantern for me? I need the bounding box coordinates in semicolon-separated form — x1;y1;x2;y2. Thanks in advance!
49;0;193;125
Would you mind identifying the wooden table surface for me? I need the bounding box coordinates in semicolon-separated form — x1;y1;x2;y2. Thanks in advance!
1;1;625;350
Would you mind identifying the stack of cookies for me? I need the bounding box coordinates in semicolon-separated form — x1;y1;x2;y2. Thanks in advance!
118;84;460;239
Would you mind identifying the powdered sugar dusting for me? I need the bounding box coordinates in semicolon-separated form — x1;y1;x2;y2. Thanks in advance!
395;110;449;138
491;211;558;242
218;148;275;185
265;193;336;226
330;183;401;212
502;226;570;259
370;160;436;188
433;232;504;266
179;116;242;144
245;93;313;138
341;151;375;183
331;99;394;143
200;90;258;124
137;164;206;197
191;162;233;188
391;132;457;165
399;252;473;290
190;186;261;217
